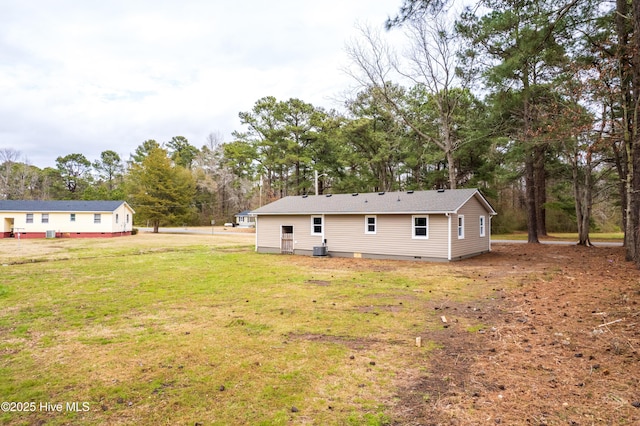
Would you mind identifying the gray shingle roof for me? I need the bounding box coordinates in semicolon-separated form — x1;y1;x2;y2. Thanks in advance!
0;200;130;213
252;189;496;215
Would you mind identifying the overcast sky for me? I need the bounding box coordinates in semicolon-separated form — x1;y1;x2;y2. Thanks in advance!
0;0;404;169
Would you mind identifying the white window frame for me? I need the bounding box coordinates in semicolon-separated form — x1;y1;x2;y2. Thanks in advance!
41;213;49;224
311;215;322;235
94;214;101;224
26;213;34;223
70;213;76;222
458;215;465;239
116;213;119;224
479;215;486;237
412;215;429;239
365;215;377;234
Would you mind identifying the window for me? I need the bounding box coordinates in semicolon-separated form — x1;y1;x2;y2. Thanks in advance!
94;214;101;224
458;215;465;239
42;213;49;224
70;213;76;222
365;216;376;234
412;215;428;239
116;213;119;224
479;216;486;237
311;216;322;235
26;213;34;223
126;214;130;224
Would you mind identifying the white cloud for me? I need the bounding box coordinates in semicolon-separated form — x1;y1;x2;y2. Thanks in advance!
0;0;404;168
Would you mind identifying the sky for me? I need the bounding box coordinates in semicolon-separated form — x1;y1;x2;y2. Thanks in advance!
0;0;406;169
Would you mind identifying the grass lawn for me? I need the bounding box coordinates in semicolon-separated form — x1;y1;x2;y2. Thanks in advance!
0;233;501;425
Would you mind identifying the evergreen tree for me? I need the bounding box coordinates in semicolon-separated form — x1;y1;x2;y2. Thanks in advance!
126;147;196;232
55;153;92;199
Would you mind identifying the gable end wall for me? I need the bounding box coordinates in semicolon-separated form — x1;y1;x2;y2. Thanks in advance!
450;196;491;259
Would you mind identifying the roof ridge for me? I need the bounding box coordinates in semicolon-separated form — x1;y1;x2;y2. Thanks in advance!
252;188;495;216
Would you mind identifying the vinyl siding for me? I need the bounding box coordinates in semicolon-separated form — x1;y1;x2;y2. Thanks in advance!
256;215;324;252
256;216;286;250
258;214;449;259
325;214;449;259
450;196;491;259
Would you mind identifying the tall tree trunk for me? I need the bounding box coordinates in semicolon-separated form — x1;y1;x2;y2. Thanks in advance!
295;161;301;195
573;149;593;246
612;135;629;247
616;0;637;261
442;110;457;190
534;144;547;236
446;149;457;189
522;70;539;243
631;140;640;264
632;0;640;266
524;152;539;243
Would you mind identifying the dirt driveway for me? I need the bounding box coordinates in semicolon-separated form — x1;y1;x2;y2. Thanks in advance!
393;243;640;425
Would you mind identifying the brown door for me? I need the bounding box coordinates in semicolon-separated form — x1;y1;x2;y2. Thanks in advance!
281;225;294;254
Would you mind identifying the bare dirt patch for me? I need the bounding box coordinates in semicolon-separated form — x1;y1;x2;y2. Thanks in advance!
392;243;640;425
287;332;379;350
305;279;332;286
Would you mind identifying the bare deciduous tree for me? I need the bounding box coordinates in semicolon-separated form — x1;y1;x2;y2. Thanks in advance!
0;149;23;199
345;12;472;189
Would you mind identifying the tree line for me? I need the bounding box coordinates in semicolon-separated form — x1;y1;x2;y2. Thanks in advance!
2;0;639;265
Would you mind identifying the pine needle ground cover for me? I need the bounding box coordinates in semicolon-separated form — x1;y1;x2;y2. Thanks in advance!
0;233;490;425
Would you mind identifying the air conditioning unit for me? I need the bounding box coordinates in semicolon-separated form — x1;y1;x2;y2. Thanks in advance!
46;230;56;239
313;246;328;257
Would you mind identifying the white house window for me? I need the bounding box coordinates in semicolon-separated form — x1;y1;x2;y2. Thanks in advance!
42;213;49;224
94;214;101;224
70;213;76;222
479;215;486;237
26;213;34;223
365;216;376;234
126;214;130;223
412;215;429;239
458;215;465;239
116;213;119;224
311;216;322;235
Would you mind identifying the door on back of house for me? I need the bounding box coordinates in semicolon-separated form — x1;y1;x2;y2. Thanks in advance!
281;225;294;254
4;218;14;237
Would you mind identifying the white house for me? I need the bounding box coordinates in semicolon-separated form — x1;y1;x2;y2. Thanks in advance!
251;188;496;261
234;210;256;228
0;200;135;239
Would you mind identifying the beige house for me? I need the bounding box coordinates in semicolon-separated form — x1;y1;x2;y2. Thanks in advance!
0;200;135;239
251;188;496;261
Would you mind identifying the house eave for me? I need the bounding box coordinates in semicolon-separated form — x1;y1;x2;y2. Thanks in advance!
0;201;134;214
253;210;457;216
